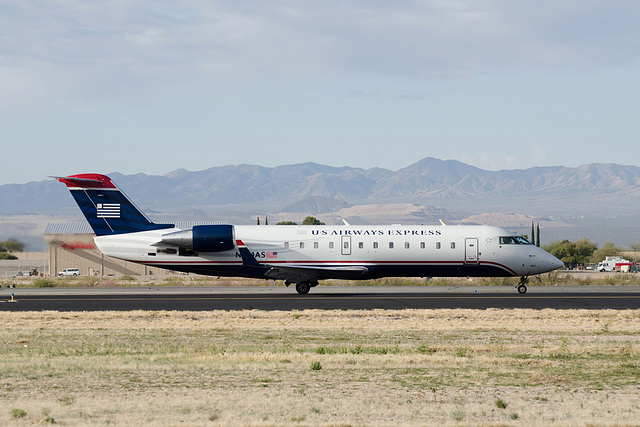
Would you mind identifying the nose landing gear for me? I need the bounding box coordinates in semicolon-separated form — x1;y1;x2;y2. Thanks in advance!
516;276;529;294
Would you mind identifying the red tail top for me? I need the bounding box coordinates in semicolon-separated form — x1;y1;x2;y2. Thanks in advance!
55;174;117;189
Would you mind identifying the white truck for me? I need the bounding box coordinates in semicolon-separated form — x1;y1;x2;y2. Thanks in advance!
58;267;80;276
596;256;633;272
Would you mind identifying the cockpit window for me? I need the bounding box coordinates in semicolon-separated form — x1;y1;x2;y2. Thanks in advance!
499;236;531;245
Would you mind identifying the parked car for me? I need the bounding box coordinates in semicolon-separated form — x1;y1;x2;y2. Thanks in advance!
58;268;80;276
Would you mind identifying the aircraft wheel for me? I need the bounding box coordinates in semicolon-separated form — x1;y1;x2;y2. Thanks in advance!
517;276;529;294
296;282;311;295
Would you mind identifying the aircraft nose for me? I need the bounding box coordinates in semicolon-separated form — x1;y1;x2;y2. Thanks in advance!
548;253;564;271
534;247;564;272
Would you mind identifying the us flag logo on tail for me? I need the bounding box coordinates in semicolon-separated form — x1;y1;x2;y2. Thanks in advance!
97;203;120;218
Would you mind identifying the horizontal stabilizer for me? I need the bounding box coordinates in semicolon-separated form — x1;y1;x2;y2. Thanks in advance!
52;175;113;188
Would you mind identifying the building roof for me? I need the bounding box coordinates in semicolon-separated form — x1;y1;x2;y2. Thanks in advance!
45;221;227;235
45;222;93;235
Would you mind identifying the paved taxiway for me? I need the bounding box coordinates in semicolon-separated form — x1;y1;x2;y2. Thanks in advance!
2;286;640;311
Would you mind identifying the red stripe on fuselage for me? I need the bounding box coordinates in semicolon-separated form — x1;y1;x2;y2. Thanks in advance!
137;259;517;275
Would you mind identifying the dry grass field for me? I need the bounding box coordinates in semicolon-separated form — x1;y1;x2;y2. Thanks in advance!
1;309;640;425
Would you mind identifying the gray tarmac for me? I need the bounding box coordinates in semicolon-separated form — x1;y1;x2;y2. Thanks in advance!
2;285;640;311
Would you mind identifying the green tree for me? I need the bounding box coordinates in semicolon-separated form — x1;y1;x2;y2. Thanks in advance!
574;239;599;263
0;238;25;252
543;239;598;266
530;222;535;246
628;242;640;251
256;217;260;225
543;240;572;265
591;242;620;263
0;252;18;260
302;216;325;225
536;224;540;247
276;221;298;225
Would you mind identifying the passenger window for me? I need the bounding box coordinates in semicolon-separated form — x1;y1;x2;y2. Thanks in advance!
451;242;456;249
359;242;364;249
436;242;441;249
284;242;289;249
420;242;425;249
405;242;410;249
314;242;319;249
389;242;394;249
373;242;379;249
300;242;304;249
329;242;334;249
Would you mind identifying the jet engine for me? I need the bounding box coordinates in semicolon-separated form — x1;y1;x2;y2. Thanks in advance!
160;225;235;252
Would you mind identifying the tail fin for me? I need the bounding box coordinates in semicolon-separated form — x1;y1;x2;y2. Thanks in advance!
55;174;174;236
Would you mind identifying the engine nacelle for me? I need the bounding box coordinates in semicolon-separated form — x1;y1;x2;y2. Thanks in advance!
161;225;235;252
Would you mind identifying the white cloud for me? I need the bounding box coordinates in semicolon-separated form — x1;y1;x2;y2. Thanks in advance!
3;1;639;87
1;0;639;183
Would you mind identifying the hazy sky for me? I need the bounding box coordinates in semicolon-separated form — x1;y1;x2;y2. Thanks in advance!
1;1;639;185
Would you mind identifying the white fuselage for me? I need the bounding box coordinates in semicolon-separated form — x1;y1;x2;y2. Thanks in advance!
95;224;563;280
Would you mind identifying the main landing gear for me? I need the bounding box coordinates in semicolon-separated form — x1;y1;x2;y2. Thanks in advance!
285;280;318;294
295;282;310;294
289;281;318;295
516;276;529;294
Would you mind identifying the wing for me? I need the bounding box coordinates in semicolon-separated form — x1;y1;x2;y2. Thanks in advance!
263;265;369;283
236;240;369;283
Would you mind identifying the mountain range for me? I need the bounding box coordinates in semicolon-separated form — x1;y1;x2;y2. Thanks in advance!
1;158;640;248
3;157;640;215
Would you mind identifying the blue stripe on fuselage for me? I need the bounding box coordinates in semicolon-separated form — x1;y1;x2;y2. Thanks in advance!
137;261;515;280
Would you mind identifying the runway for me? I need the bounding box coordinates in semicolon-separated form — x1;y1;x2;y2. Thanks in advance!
2;286;640;311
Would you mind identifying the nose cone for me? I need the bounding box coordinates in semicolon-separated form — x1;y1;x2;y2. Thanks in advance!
546;252;565;272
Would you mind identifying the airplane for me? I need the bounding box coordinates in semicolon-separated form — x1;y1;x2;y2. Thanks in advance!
55;173;564;294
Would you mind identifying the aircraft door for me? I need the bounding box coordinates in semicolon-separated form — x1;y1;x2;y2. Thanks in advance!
341;235;352;256
464;238;479;264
